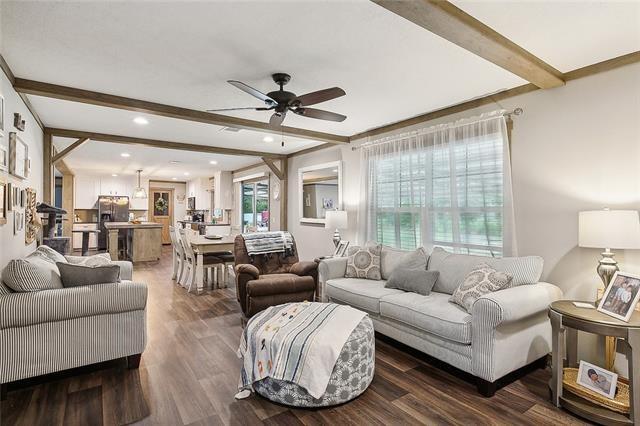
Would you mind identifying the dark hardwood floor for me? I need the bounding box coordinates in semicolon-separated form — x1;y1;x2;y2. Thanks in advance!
1;247;588;425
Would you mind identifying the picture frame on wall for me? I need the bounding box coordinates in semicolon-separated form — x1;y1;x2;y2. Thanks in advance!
0;94;4;133
597;271;640;322
9;132;28;179
6;182;13;212
0;179;7;226
0;144;7;172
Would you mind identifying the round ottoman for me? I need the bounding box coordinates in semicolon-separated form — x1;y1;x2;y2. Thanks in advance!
253;314;375;407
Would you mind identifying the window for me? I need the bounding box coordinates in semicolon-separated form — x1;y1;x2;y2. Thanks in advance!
363;114;511;257
242;180;269;232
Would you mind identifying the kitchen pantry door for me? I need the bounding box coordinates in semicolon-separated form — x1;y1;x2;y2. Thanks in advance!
149;188;174;244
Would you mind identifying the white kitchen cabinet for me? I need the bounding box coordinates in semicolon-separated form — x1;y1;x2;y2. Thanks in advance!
99;176;128;196
186;177;212;210
74;176;101;209
213;171;233;210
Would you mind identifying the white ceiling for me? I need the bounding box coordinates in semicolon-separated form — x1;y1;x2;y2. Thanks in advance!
452;0;640;72
53;137;259;179
1;0;638;176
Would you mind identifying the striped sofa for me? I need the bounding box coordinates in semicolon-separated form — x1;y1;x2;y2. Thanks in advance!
318;246;562;397
0;256;147;392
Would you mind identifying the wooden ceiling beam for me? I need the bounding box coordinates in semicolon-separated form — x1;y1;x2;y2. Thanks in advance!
45;127;285;159
52;137;88;163
261;157;285;180
14;78;350;144
371;0;564;89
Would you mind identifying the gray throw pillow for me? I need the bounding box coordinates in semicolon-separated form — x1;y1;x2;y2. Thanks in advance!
65;253;112;266
381;246;428;280
2;259;63;292
345;244;382;280
450;263;513;312
57;262;121;287
385;269;439;296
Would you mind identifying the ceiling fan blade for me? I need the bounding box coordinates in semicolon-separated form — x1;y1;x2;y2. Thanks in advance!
292;107;346;122
269;111;286;127
206;107;270;112
294;87;346;107
228;80;278;106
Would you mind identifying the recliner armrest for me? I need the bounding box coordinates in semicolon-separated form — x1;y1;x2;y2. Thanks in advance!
247;276;316;297
236;264;260;280
471;282;563;327
290;261;318;277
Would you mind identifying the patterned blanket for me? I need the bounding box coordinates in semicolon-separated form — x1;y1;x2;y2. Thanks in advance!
238;302;367;399
242;231;294;256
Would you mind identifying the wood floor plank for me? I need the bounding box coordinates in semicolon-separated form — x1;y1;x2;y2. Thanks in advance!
63;386;103;426
1;247;588;425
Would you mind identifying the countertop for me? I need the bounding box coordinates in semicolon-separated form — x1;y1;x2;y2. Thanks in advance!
177;221;230;226
103;222;163;229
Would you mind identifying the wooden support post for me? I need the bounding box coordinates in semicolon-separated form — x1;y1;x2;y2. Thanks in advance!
43;132;53;204
280;158;288;231
61;172;74;238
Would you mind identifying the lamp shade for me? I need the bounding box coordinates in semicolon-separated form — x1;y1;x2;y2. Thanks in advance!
578;209;640;249
325;210;348;229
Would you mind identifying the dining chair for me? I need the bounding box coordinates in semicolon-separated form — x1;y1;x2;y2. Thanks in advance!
169;226;184;281
179;228;222;292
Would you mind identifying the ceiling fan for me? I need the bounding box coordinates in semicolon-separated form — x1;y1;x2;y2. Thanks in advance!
208;73;346;127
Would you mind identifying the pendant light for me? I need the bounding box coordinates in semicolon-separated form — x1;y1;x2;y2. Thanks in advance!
132;169;147;199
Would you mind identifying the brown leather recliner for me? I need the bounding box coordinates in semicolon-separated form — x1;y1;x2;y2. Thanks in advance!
234;234;318;320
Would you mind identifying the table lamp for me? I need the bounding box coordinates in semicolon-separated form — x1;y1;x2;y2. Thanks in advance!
325;210;348;247
578;209;640;287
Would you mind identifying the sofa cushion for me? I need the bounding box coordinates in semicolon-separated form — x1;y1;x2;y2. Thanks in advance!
36;245;67;264
380;292;472;344
381;246;428;280
428;247;544;295
65;253;112;266
450;263;513;312
1;258;64;292
345;244;382;280
326;278;404;314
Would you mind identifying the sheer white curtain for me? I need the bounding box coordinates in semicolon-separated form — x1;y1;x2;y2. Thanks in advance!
357;110;516;257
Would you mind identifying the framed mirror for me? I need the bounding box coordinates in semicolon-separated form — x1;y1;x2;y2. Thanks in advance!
299;161;342;224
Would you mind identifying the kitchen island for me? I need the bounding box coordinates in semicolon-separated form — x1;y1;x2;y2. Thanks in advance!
104;222;163;262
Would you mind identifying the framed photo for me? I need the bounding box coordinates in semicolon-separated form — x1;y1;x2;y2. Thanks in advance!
6;182;12;212
14;210;24;235
333;240;350;257
0;179;6;226
9;132;28;179
20;189;25;208
322;198;334;209
0;144;7;172
0;94;4;133
597;271;640;322
576;360;618;399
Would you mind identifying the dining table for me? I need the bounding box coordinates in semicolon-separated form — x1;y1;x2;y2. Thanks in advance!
189;234;236;292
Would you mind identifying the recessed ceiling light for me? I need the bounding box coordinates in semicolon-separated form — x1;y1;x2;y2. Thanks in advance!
112;174;118;177
332;169;338;172
263;136;274;143
172;177;177;180
121;153;130;158
169;160;180;164
133;117;149;125
184;172;190;176
209;160;218;165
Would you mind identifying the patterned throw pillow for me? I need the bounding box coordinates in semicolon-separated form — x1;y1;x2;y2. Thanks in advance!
450;263;513;312
345;244;382;280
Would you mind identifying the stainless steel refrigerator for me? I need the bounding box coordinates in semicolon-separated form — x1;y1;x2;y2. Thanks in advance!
97;195;130;250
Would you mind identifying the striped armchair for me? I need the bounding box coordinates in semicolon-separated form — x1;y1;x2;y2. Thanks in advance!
0;259;147;396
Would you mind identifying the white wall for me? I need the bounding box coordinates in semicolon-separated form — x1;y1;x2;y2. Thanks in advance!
288;62;640;368
0;70;44;270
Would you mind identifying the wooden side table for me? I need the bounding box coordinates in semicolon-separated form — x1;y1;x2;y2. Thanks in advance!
549;300;640;425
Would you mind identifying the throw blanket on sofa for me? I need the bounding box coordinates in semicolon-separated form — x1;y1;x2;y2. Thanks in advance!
238;302;367;399
243;231;293;256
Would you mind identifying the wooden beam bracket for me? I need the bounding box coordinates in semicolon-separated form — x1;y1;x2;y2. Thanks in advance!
261;157;285;180
52;137;88;163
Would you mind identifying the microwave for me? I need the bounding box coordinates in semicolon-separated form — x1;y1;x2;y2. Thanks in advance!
187;197;196;210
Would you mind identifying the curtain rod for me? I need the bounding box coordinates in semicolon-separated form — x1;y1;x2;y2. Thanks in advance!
351;108;523;151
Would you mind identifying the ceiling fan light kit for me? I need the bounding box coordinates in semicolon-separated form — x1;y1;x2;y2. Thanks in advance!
208;73;347;127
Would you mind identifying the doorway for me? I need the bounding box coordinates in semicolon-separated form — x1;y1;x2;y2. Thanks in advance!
241;179;269;232
149;188;174;244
